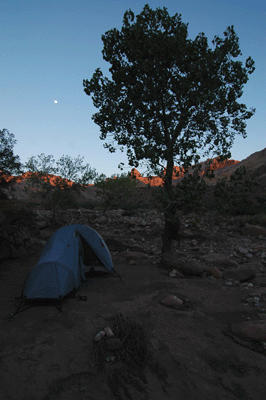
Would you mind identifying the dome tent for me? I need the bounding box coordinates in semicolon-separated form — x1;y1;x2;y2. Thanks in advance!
22;224;114;301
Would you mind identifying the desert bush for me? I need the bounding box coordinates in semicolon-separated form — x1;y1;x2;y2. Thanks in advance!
241;212;266;227
153;163;210;217
214;166;260;215
95;173;138;213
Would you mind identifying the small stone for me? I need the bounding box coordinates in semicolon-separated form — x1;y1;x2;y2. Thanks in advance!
224;281;233;286
94;331;106;342
205;266;222;279
169;269;185;278
160;295;183;309
242;282;254;288
236;246;248;255
104;327;115;338
127;238;137;246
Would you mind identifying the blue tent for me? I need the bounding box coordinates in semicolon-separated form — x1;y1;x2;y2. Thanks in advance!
22;224;114;300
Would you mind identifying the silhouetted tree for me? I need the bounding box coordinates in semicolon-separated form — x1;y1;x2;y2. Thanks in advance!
83;4;255;252
0;128;22;198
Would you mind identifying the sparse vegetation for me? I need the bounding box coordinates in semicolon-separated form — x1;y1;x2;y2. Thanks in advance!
24;153;97;218
94;173;138;213
214;166;260;215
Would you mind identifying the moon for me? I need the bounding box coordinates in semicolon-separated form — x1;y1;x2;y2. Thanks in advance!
54;100;58;104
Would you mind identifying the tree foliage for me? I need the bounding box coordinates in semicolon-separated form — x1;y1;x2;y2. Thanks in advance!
83;4;255;251
24;154;97;217
0;128;22;198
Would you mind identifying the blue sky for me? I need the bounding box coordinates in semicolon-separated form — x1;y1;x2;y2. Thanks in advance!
1;0;265;177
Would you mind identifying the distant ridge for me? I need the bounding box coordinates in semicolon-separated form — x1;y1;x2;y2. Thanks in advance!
130;158;240;187
3;148;266;188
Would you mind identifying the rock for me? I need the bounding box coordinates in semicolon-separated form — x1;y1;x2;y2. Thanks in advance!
160;295;183;309
161;253;205;276
96;216;107;224
104;327;115;338
128;259;136;265
94;331;106;342
169;269;185;278
119;251;149;262
35;220;49;229
242;282;254;288
39;229;54;240
241;261;265;272
236;246;249;255
205;266;222;279
231;321;266;342
224;280;240;287
180;261;206;277
127;238;137;246
242;225;266;237
224;281;233;286
222;267;256;283
105;338;123;351
202;253;239;268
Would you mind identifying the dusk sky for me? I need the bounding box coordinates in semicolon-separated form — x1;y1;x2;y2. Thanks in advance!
1;0;265;178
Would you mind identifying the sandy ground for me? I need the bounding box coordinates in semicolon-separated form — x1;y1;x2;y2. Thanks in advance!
1;252;266;400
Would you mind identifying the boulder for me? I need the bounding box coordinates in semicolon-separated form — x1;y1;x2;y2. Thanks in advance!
180;261;206;277
241;261;265;272
222;267;256;283
202;253;239;268
161;253;205;276
231;321;266;342
242;225;266;237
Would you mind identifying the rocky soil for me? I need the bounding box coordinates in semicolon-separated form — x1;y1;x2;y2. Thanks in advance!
1;206;266;399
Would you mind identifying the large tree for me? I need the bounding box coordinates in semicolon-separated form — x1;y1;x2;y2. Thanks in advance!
83;4;255;252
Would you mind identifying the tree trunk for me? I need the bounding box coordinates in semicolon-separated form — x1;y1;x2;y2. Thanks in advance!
162;157;174;253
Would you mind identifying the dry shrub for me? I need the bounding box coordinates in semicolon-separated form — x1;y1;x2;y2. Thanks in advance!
93;313;149;371
92;313;151;399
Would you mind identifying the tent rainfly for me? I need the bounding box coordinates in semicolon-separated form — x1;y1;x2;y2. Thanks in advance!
22;224;114;300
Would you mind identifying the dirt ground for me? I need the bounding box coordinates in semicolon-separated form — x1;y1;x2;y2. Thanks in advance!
1;246;266;400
